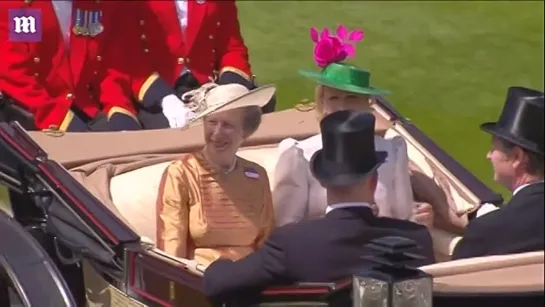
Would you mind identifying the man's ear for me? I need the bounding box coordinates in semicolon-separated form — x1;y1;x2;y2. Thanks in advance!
511;146;526;169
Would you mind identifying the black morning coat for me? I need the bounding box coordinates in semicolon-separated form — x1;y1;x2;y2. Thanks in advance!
453;182;544;259
203;206;435;303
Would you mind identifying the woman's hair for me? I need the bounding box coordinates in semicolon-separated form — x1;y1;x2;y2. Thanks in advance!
241;106;263;138
315;84;326;117
314;84;372;120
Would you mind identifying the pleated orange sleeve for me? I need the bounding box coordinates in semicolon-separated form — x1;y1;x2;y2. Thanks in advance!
156;160;190;258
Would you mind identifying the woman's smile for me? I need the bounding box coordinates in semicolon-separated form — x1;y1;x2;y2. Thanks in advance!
211;140;230;152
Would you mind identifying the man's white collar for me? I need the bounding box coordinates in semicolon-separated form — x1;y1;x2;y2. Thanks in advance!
325;202;370;214
513;180;544;196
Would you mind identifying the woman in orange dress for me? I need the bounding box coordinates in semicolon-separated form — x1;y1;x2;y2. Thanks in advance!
155;83;277;267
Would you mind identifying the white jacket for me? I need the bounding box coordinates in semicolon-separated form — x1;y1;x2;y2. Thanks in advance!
272;134;414;226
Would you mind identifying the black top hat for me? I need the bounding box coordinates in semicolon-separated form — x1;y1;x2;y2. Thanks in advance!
480;86;544;155
310;110;388;187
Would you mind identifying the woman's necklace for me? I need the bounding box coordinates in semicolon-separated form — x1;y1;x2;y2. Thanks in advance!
202;150;237;175
220;159;237;174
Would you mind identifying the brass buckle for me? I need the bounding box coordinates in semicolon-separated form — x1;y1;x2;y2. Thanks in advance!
42;125;65;137
295;99;316;112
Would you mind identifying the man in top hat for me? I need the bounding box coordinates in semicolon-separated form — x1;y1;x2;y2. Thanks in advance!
112;0;276;130
202;110;435;302
0;0;150;132
453;87;544;260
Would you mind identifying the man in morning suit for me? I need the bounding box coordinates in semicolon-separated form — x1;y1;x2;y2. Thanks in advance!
203;110;435;301
453;87;544;259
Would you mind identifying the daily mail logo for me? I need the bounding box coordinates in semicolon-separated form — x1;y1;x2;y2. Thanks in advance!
8;8;42;42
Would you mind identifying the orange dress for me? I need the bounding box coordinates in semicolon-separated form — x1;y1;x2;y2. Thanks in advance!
156;151;275;267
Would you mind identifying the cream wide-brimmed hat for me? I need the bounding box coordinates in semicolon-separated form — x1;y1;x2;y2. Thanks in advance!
182;83;276;123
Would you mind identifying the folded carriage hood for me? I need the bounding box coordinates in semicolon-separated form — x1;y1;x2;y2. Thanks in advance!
27;105;501;207
27;108;321;169
0;122;140;261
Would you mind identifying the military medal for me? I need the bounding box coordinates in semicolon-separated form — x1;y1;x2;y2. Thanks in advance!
80;10;90;36
72;9;83;36
89;11;104;37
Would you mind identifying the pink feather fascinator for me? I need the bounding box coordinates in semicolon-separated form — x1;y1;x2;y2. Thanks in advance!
310;25;365;68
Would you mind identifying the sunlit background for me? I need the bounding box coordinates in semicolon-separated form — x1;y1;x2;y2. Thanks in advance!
0;1;544;208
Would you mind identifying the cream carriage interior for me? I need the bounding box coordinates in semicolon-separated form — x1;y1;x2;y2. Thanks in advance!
26;101;544;306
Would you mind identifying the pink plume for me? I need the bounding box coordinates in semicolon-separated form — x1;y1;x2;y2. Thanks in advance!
310;27;319;43
310;25;365;68
320;28;330;40
336;25;348;40
348;30;364;42
341;44;356;58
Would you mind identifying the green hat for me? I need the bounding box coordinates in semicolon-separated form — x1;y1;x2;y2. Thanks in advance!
299;62;391;96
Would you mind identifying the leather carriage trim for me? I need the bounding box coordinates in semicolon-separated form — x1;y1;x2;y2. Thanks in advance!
0;126;34;161
263;278;352;295
372;102;397;123
127;252;173;307
376;96;402;122
127;250;204;307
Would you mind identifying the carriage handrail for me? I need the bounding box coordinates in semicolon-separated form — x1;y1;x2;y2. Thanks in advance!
151;248;206;276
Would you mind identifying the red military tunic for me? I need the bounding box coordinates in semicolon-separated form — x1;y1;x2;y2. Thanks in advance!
120;0;253;107
0;0;137;131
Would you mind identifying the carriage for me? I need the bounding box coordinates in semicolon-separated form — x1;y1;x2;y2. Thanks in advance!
0;97;543;307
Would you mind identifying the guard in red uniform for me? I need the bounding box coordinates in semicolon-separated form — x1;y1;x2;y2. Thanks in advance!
120;0;276;129
0;0;141;131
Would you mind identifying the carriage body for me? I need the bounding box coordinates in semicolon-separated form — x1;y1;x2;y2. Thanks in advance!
0;98;542;307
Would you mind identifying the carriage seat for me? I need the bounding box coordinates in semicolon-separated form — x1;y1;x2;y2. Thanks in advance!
110;161;172;242
109;129;464;261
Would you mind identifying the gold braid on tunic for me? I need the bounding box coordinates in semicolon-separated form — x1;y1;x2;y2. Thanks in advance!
155;152;276;267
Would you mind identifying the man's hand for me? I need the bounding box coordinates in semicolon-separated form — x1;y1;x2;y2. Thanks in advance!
161;94;195;128
414;202;434;228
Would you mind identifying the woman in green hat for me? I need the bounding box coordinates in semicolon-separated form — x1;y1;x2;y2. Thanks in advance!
272;25;434;228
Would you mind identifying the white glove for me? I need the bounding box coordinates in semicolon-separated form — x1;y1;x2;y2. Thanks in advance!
160;94;195;128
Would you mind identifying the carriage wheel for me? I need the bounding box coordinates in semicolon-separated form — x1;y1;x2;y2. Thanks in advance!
0;210;76;307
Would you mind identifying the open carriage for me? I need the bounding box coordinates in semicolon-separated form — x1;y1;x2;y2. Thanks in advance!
0;98;543;307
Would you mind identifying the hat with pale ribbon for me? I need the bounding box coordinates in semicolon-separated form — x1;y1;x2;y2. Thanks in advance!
299;25;390;96
182;83;276;123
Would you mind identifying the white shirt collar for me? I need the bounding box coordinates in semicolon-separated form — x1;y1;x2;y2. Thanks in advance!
513;180;544;196
325;202;370;214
